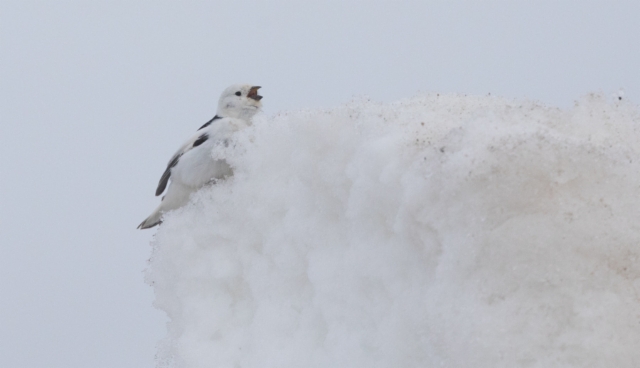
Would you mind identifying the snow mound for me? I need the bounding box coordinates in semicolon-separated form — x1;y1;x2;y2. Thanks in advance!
146;93;640;368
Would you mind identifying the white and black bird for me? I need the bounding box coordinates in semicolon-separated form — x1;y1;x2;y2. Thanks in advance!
138;84;263;229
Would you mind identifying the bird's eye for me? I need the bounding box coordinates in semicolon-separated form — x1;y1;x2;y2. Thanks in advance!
235;91;241;96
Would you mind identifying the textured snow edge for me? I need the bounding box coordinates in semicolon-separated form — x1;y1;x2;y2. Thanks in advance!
146;93;640;368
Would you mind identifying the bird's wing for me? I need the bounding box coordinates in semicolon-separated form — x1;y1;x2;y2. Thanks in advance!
155;130;211;196
197;115;222;131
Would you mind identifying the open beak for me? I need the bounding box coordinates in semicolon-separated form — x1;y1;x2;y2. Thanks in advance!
248;86;263;101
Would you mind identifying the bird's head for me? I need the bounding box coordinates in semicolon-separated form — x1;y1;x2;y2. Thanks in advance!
217;84;263;120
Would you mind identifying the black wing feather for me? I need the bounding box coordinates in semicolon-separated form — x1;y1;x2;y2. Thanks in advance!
193;133;209;147
197;115;222;131
156;153;181;196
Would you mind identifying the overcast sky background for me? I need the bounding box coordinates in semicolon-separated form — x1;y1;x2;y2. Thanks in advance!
1;1;639;367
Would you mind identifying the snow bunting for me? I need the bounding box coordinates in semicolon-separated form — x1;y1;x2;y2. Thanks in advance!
138;84;263;229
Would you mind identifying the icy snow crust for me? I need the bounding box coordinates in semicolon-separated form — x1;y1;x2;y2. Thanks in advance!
147;93;640;368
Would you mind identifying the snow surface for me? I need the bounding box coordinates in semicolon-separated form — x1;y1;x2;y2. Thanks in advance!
146;93;640;368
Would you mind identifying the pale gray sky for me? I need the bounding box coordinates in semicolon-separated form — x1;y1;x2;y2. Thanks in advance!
1;1;638;367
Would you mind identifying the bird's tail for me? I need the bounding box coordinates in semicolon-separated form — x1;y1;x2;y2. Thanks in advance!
137;204;163;230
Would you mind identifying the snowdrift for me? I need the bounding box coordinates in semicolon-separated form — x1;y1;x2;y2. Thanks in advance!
146;93;640;368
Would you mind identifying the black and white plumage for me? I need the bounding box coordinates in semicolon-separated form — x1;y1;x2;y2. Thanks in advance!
138;84;263;229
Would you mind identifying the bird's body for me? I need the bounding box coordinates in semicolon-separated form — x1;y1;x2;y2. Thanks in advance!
138;84;262;229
